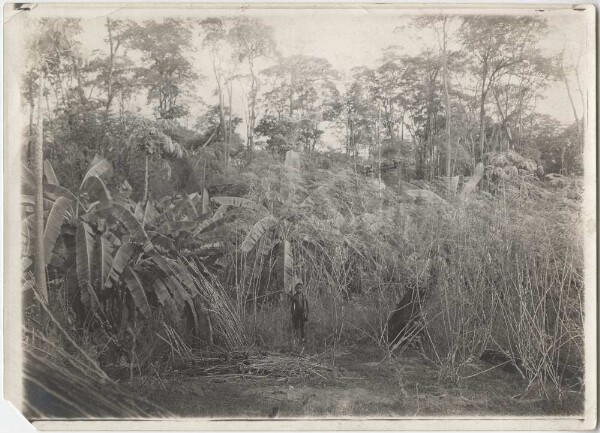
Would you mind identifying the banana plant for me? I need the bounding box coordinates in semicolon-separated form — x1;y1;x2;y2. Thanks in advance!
208;195;297;297
22;159;215;342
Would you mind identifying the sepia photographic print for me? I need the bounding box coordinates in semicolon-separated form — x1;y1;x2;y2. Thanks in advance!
2;3;596;430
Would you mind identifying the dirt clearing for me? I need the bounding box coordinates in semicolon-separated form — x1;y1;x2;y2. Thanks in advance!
147;345;583;418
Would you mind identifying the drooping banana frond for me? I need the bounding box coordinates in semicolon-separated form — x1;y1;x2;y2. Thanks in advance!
147;231;176;253
80;175;113;214
104;243;135;290
112;204;153;253
22;214;35;258
43;183;79;203
123;267;151;319
21;164;35;192
43;159;59;185
43;196;72;265
133;201;145;221
96;236;115;294
153;278;172;306
81;156;112;185
75;221;97;309
212;204;229;220
240;215;278;254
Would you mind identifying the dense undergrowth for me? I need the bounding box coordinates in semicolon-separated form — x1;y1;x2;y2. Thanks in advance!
22;150;584;416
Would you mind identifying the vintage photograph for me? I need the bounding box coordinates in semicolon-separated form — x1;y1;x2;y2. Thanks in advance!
3;3;596;429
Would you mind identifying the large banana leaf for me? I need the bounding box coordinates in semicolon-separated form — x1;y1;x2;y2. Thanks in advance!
104;243;135;290
240;215;278;254
153;278;172;306
43;183;79;203
43;159;59;185
193;216;230;237
166;258;199;296
154;279;179;326
80;175;113;214
211;196;269;216
75;221;97;309
164;274;192;311
183;242;223;258
256;235;276;258
21;164;35;192
164;274;199;333
44;196;72;265
112;204;153;253
134;202;144;221
123;268;151;319
212;204;229;220
81;157;112;185
148;251;173;276
147;231;176;253
21;195;55;212
96;236;114;294
22;214;34;257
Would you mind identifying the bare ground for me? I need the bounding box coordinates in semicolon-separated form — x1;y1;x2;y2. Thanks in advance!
144;344;583;418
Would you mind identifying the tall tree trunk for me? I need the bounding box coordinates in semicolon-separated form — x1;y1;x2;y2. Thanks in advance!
211;54;227;143
289;73;294;116
210;51;228;169
442;17;452;176
28;94;34;164
143;155;149;203
105;18;115;114
34;70;48;302
226;80;233;170
247;61;258;151
478;59;489;161
377;107;382;197
561;64;580;126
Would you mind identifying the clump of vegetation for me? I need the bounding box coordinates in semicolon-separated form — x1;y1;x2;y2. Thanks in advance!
18;12;587;418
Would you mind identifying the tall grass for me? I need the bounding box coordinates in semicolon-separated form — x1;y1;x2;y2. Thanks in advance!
223;164;584;396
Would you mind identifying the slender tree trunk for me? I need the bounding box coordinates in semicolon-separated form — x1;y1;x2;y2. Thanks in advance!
561;65;580;126
226;80;233;169
28;95;34;164
442;17;452;176
34;70;48;302
478;59;489;161
247;61;259;151
211;53;227;144
377;107;382;198
289;73;294;116
105;18;115;114
143;155;149;203
478;90;487;160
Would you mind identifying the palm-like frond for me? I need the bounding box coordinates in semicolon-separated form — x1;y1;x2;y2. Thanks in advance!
43;196;72;265
240;215;278;254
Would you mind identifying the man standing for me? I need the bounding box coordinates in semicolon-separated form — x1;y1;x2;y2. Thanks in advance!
291;282;309;342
